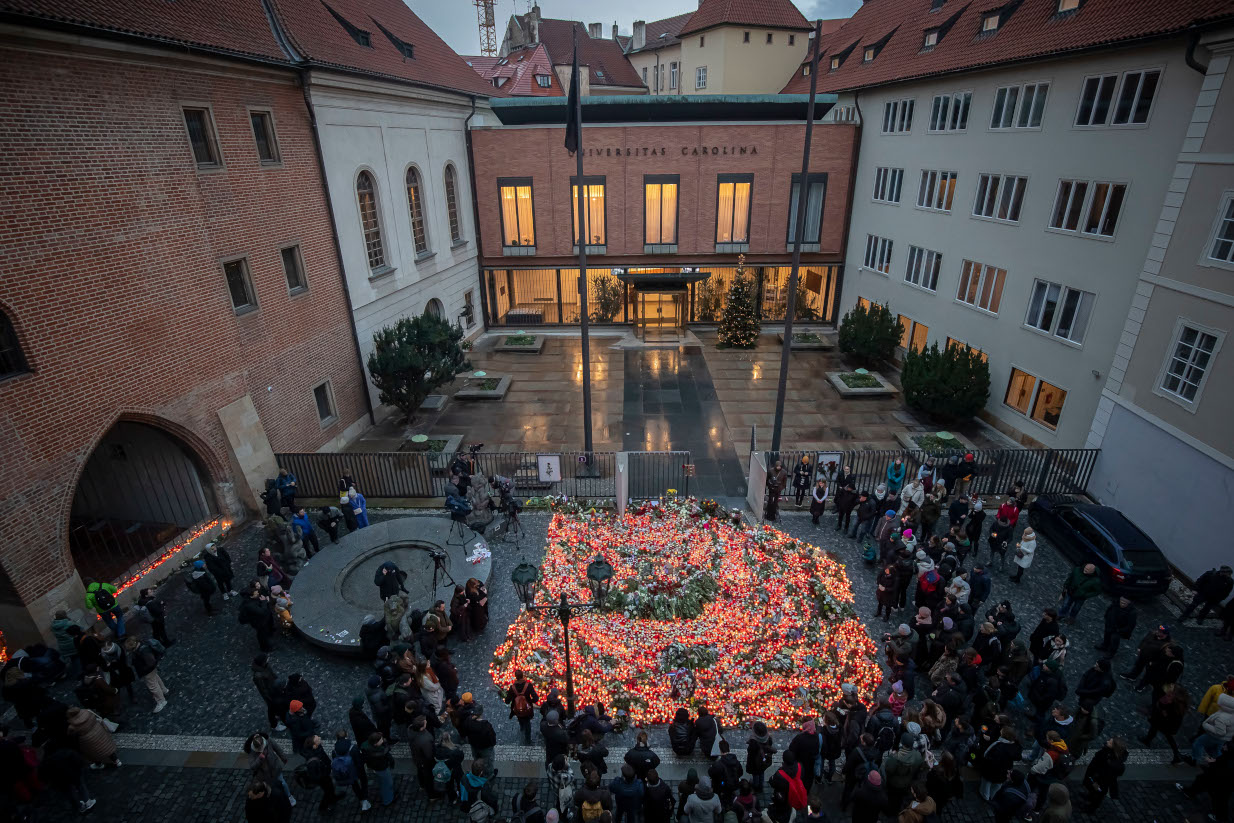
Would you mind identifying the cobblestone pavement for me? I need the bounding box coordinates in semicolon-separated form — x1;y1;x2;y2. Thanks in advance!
26;765;1221;823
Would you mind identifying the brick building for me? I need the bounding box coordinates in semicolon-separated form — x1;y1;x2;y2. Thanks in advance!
468;95;857;335
0;9;371;644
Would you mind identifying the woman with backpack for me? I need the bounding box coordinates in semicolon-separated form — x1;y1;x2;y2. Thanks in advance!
769;750;808;823
505;670;539;746
331;731;370;812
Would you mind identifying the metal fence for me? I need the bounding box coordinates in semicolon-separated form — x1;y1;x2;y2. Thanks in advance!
762;447;1100;502
275;451;624;503
628;451;692;501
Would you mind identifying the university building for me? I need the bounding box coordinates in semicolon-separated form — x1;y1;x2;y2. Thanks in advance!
468;95;857;337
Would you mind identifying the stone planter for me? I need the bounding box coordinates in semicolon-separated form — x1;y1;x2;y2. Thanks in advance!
418;394;447;411
455;374;511;400
778;330;835;350
827;370;899;397
400;433;464;471
494;333;546;353
894;430;978;454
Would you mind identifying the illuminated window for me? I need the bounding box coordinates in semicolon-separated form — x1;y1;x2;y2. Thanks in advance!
917;170;958;212
863;234;894;274
572;176;606;247
956;259;1006;314
356;171;387;270
1005;367;1067;430
405;166;430;255
1049;179;1126;237
898;315;929;351
644;175;679;245
716;174;753;244
946;337;988;362
787;173;827;245
499;177;536;249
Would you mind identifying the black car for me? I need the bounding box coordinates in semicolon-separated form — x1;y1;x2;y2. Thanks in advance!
1028;496;1170;597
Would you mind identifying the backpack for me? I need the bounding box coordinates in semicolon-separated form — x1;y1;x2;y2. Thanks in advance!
580;799;604;822
293;762;321;789
432;759;452;792
921;569;941;591
92;587;116;611
1049;750;1074;779
331;753;356;786
511;682;534;720
850;747;876;782
511;799;541;823
777;764;808;810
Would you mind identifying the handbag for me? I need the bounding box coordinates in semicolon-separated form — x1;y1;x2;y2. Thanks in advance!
710;735;723;758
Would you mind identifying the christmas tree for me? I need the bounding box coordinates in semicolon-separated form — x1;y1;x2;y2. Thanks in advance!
718;255;761;348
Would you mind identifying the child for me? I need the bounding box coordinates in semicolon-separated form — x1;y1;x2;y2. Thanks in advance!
889;681;907;717
270;585;294;631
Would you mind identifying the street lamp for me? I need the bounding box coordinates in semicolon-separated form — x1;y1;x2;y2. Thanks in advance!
511;560;540;607
586;555;613;603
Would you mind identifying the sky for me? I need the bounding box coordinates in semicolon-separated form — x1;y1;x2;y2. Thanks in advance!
410;0;861;57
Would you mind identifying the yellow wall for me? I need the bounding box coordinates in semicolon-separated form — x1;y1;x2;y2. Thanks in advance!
627;45;682;94
678;25;809;95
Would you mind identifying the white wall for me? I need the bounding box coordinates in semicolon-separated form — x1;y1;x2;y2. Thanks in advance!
837;39;1203;447
309;76;490;408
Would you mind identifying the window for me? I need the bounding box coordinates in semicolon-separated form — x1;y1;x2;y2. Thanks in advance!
716;174;753;245
917;170;958;212
405;167;430;255
280;245;307;294
572;176;606;247
0;311;29;379
905;246;942;291
654;64;659;89
955;259;1006;313
699;36;704;47
642;67;648;83
424;298;443;318
249;110;280;164
356;171;387;271
982;12;1000;32
1058;0;1081;12
803;64;811;76
536;74;552;88
743;31;750;43
696;66;708;89
1159;322;1221;404
972;173;1027;222
222;258;256;312
1004;368;1066;429
789;35;795;46
313;381;337;426
947;337;988;362
644;175;679;245
923;29;938;49
1075;68;1160;127
787;173;827;246
463;290;475;326
881;98;915;133
990;82;1049;129
766;33;773;44
444;165;463;243
898;315;929;352
1049;179;1126;237
182;106;221;168
858;296;872;311
928;91;971;132
670;62;678;90
499;178;535;248
830;56;840;70
863;46;876;62
873;167;904;203
1025;279;1095;344
863;234;894;274
1208;194;1234;264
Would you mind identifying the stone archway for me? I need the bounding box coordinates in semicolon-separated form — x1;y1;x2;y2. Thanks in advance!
68;419;219;584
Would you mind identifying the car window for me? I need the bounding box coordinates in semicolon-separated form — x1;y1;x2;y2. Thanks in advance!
1071;513;1116;560
1119;548;1168;573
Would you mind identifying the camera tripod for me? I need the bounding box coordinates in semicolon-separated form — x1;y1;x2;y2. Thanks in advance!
446;514;475;548
491;507;523;549
428;547;459;597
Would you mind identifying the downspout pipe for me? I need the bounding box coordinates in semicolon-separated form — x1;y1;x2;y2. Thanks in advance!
1185;30;1209;75
300;73;376;426
464;95;491;332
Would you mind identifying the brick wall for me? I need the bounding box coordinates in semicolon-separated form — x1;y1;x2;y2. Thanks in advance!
0;41;368;607
470;122;858;264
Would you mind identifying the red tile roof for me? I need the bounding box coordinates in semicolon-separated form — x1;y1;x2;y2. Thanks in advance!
781;0;1234;95
270;0;495;95
629;11;695;52
529;16;644;88
0;0;288;62
466;43;563;97
678;0;812;37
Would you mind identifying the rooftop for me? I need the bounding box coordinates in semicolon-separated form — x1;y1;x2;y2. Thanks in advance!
466;43;563;97
678;0;813;37
512;14;644;87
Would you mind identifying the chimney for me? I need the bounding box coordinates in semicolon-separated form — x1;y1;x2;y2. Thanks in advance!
612;22;619;41
530;5;540;43
588;22;602;39
632;20;646;51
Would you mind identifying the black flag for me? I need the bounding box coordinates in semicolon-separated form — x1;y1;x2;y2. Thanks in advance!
564;28;581;153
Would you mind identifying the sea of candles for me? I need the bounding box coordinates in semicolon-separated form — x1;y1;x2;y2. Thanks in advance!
491;502;882;729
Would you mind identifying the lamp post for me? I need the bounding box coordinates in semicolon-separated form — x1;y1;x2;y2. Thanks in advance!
513;555;613;716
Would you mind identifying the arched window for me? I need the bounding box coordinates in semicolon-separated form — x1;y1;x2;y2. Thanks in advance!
406;167;429;255
356;171;386;271
444;165;463;243
425;298;444;318
0;310;29;380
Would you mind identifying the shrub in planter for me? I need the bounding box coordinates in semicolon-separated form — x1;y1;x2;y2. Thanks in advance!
901;341;991;421
367;314;470;422
837;301;901;366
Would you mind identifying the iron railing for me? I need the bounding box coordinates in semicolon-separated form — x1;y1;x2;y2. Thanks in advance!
762;447;1100;502
628;451;692;501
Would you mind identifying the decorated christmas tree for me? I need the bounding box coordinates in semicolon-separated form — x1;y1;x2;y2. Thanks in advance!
718;255;761;348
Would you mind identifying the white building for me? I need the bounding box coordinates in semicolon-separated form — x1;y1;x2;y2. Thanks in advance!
787;0;1228;449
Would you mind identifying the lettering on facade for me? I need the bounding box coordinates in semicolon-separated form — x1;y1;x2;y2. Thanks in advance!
583;146;757;158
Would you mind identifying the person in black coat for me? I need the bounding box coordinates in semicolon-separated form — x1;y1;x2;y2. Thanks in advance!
850;770;888;823
285;673;316;717
875;563;898;621
1074;659;1117;707
623;731;662;781
1097;597;1137;655
788;720;821;792
643;767;674;823
695;706;721;759
541;710;570;768
1180;566;1234;623
833;483;858;533
203;544;237;599
349;695;378;744
1028;661;1068;726
374;562;408;601
238;588;276;653
977;727;1020;801
1079;736;1126;812
1028;609;1060;662
138;587;174;648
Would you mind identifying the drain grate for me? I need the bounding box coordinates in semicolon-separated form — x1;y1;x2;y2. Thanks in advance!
682;345;702;355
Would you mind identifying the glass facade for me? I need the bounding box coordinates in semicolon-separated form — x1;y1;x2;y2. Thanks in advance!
483;265;841;327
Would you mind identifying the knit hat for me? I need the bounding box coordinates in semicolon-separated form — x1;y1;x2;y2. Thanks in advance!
897;624;911;636
462;692;474;703
906;721;921;736
964;453;974;460
753;721;768;736
352;695;365;709
900;732;915;748
867;770;883;786
546;710;560;724
973;499;983;511
193;560;205;569
546;811;560;823
916;550;927;560
802;719;816;735
271;585;283;595
876;483;886;494
886;509;897;517
289;700;304;713
841;683;857;696
942;617;954;630
903;529;913;539
891;681;904;694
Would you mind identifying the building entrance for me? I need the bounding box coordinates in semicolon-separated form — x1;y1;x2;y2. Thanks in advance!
635;289;685;340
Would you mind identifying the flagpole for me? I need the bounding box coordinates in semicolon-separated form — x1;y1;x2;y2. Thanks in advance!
770;18;823;456
567;27;595;459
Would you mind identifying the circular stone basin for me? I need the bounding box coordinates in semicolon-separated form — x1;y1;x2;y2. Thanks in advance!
291;517;491;655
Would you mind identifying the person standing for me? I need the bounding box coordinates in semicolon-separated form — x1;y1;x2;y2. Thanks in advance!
251;654;286;731
244;780;292;823
1120;624;1172;683
318;505;345;543
643;768;673;823
245;731;295;808
1141;682;1190;763
285;700;318;755
1096;597;1137;656
276;467;297;510
291;508;320;558
876;563;898;621
185;559;218;615
302;734;338;812
792;455;813;508
464;704;497;776
40;746;97;814
239;588;277;653
66;705;122;769
745;721;775;793
850;771;887;823
408;714;437;797
1078;737;1126;812
809;479;829;526
833;482;858;533
610;763;645;823
84;580;125;639
203;542;238;601
347;487;370;529
361;731;395;808
882;733;925;810
1057;564;1102;623
1177;741;1234;823
1009;528;1036;584
683;776;721;823
512;782;546;823
1180;566;1234;623
886;458;906;495
126;635;168;713
765;461;789;521
624;731;661;782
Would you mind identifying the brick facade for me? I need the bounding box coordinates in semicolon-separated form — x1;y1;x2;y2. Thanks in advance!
0;38;368;626
470;122;858;266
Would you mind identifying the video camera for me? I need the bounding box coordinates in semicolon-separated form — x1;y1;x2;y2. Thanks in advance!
468;442;484;455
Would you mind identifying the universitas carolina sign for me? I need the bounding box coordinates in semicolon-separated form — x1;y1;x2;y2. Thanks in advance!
582;145;760;157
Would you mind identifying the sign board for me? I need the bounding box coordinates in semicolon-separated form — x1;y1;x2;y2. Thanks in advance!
815;452;844;483
537;454;562;483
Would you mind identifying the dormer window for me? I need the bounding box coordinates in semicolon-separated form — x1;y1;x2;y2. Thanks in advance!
863;46;876;62
374;19;415;58
982;12;1000;32
322;2;371;47
931;0;946;9
803;64;811;76
494;77;507;87
922;29;939;49
830;56;840;70
1058;0;1081;11
596;70;605;79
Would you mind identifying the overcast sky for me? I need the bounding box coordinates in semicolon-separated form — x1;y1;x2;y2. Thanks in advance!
411;0;861;56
